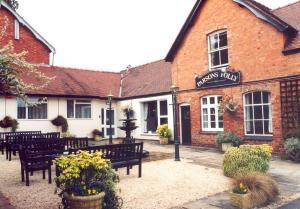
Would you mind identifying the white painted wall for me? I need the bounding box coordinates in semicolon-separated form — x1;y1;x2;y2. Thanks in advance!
0;95;173;140
117;94;174;141
0;96;117;138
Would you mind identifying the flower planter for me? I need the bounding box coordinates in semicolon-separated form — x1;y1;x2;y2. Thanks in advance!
221;143;232;152
63;192;105;209
94;135;102;142
229;192;252;209
159;137;169;145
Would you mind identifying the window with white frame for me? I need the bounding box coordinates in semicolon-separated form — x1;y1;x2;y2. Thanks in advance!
208;30;228;71
14;19;20;40
142;100;168;134
67;99;91;119
17;97;47;119
244;91;272;136
201;96;223;131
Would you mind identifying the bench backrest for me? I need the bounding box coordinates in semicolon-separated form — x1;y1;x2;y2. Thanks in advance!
63;137;89;150
0;131;42;140
6;132;60;143
69;142;144;163
19;139;66;159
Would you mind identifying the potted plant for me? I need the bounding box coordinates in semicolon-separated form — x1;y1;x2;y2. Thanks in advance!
0;116;19;132
230;172;279;209
51;115;68;133
218;95;239;115
216;131;243;152
156;124;172;145
54;151;122;209
230;181;251;209
92;129;103;141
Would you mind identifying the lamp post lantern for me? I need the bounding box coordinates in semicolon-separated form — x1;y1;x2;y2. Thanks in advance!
171;84;180;161
107;93;113;144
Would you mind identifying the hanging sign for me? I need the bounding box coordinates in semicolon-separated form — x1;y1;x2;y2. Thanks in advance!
195;69;241;89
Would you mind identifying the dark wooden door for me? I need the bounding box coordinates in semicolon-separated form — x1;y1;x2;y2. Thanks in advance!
181;106;191;145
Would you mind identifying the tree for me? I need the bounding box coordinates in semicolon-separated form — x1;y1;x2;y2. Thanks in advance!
0;16;54;101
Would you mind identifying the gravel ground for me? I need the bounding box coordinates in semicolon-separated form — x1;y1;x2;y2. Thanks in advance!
0;154;229;209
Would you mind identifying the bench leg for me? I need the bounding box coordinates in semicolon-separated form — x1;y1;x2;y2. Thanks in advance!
26;171;30;186
127;166;130;175
48;167;52;184
21;167;24;182
42;170;46;179
9;151;11;161
30;171;34;176
138;164;142;178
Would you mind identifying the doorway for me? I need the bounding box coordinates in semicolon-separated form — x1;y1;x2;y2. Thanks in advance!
101;108;116;138
180;105;191;145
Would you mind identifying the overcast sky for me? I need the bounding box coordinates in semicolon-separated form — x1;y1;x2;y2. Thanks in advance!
17;0;298;71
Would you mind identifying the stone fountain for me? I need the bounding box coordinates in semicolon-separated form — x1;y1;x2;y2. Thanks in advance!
118;108;138;144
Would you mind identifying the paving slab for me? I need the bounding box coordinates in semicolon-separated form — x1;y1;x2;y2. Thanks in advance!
278;198;300;209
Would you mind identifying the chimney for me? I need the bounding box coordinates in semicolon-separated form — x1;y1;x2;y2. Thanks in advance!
4;0;19;10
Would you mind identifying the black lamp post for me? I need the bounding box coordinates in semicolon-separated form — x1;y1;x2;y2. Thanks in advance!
107;93;113;144
171;84;180;161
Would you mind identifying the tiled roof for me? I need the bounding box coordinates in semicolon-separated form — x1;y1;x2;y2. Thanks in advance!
22;66;121;99
21;60;171;99
120;60;172;98
272;1;300;52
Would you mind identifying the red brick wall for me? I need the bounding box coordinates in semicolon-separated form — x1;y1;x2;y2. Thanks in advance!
172;0;300;152
0;7;51;64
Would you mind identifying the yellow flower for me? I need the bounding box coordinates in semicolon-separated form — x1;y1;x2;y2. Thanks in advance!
88;189;91;195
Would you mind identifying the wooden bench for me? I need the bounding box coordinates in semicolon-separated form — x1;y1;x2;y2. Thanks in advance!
18;140;65;186
68;142;144;177
0;131;42;155
6;132;60;161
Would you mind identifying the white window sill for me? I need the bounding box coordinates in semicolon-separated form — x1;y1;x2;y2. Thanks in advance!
67;118;93;120
141;133;158;136
17;119;49;121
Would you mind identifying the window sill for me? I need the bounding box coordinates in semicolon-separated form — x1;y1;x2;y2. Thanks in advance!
199;131;220;135
17;119;49;121
67;118;93;120
141;133;158;137
244;135;273;141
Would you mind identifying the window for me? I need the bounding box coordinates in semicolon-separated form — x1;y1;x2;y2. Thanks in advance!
14;19;19;40
142;100;169;134
208;30;228;71
67;100;91;119
17;97;47;119
201;96;223;131
244;92;272;136
159;100;168;125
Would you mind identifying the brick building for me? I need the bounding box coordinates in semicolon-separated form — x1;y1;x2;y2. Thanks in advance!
166;0;300;152
0;1;55;64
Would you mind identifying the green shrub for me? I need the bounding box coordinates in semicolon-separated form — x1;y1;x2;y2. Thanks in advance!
216;131;243;147
284;137;300;162
156;124;172;138
223;144;272;177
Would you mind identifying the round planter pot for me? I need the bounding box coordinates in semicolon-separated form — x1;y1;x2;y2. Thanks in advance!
63;192;105;209
221;143;232;152
159;137;169;145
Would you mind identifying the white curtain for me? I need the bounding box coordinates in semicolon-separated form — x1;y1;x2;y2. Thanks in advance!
143;103;148;133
